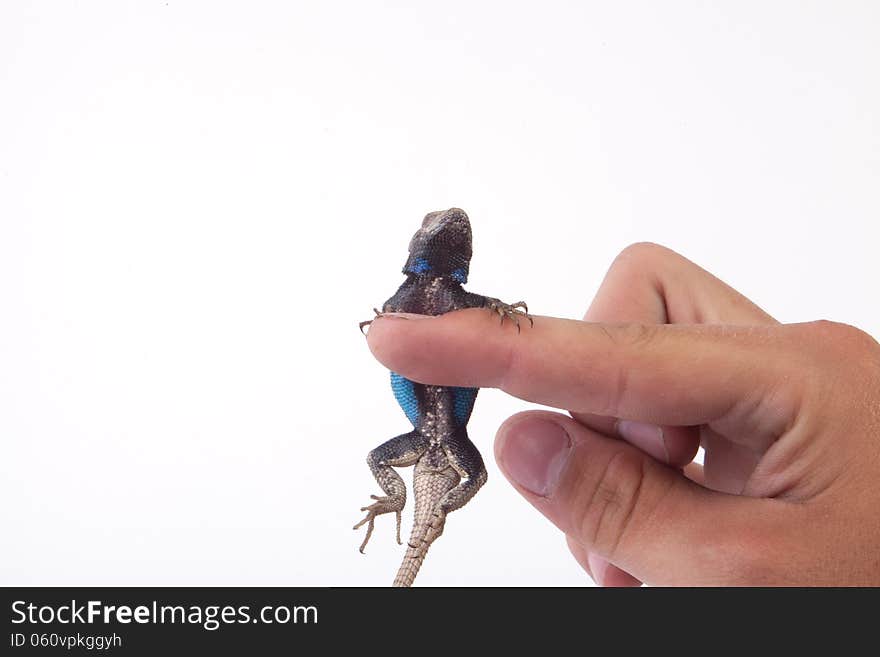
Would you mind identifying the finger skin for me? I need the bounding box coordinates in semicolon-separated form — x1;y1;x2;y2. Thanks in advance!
494;411;800;585
573;242;778;468
565;536;594;579
574;413;699;467
587;553;643;588
585;242;778;326
366;311;798;431
566;536;643;587
575;242;779;578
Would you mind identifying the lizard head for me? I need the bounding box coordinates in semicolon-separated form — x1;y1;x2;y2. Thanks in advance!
402;208;473;283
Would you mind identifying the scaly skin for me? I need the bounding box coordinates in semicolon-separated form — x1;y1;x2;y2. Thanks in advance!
392;444;459;587
355;208;531;587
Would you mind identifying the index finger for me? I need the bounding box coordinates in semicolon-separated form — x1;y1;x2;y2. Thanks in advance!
365;310;798;431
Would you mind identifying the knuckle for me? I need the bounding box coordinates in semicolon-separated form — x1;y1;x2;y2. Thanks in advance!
615;241;670;267
610;242;682;280
800;319;877;350
575;449;647;559
834;322;880;354
605;243;667;282
794;320;880;375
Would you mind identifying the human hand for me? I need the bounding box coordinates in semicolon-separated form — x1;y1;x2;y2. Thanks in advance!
365;243;880;586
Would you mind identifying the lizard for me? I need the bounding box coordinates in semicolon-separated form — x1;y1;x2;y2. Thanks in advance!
355;207;532;587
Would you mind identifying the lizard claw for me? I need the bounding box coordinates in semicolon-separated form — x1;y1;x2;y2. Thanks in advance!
358;308;384;335
353;494;404;553
486;299;533;333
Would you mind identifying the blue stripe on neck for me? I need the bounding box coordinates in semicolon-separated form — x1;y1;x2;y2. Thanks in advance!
407;257;431;274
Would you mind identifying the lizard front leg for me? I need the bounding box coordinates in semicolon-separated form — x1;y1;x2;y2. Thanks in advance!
353;430;427;552
460;292;533;333
358;307;384;334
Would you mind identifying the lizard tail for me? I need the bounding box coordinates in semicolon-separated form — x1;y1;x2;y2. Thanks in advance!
392;462;460;587
392;527;433;587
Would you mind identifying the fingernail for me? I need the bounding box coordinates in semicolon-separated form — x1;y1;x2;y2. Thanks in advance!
615;420;669;463
498;417;572;497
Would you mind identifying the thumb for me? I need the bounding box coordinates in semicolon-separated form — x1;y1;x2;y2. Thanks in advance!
495;411;791;585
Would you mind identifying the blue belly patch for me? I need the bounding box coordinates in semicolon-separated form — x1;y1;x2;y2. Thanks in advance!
452;386;478;425
390;372;420;426
390;372;479;428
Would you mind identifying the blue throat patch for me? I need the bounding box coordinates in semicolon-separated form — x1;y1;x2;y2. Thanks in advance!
407;257;431;274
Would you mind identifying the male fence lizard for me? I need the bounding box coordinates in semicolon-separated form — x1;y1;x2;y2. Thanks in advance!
356;208;531;587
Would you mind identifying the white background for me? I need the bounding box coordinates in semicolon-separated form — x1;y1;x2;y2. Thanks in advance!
1;1;878;586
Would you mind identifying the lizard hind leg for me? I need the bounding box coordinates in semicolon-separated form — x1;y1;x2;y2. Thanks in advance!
393;447;460;587
354;430;427;553
392;432;487;587
439;428;488;514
